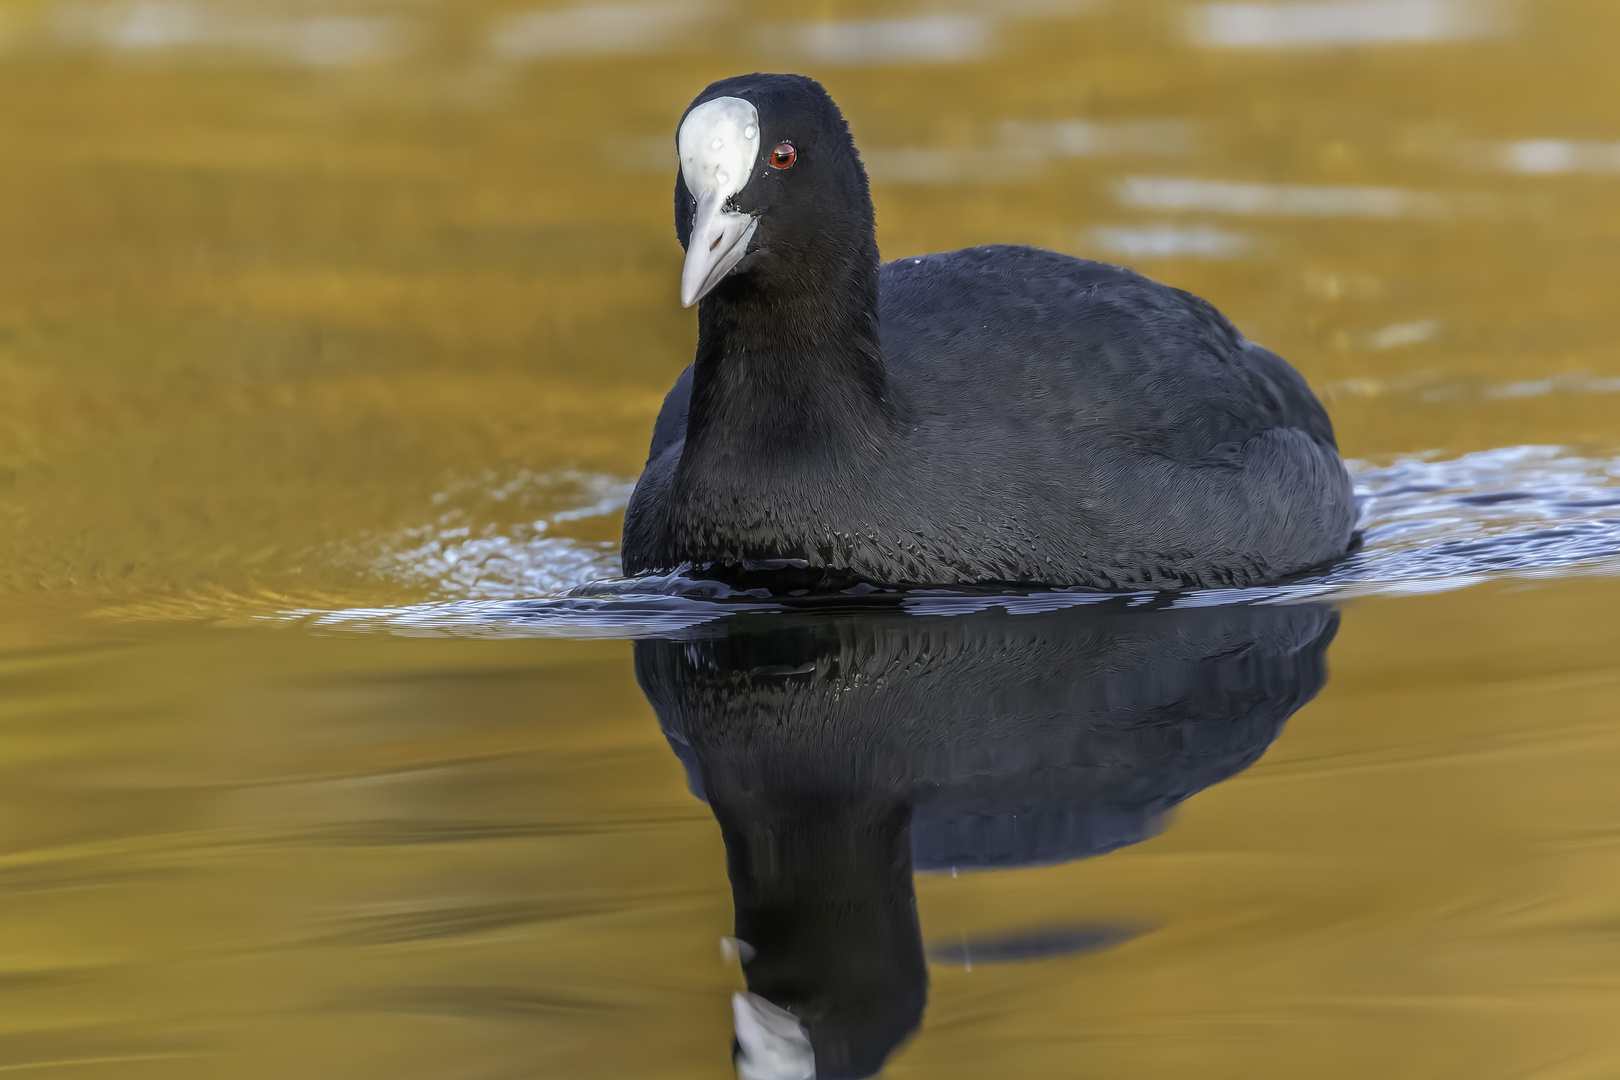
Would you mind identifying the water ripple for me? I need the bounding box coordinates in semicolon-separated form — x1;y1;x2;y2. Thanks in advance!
299;445;1620;638
366;469;633;602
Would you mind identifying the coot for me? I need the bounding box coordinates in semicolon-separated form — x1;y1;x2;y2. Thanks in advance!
622;73;1357;591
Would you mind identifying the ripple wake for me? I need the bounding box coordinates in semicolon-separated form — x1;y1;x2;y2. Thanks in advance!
299;445;1620;637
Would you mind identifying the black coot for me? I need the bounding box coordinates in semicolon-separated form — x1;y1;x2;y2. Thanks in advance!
622;73;1357;591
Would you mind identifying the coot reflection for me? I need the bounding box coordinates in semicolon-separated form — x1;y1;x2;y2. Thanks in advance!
635;600;1338;1079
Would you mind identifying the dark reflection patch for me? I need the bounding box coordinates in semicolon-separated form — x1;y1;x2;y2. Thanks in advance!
926;923;1148;967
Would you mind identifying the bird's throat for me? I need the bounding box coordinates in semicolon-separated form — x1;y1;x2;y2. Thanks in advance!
681;279;898;473
658;281;903;573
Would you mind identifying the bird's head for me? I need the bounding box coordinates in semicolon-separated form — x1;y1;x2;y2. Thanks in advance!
671;73;874;309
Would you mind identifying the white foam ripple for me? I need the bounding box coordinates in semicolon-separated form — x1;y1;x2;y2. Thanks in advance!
298;446;1620;638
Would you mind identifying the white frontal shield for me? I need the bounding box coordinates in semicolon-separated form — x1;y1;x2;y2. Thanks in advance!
678;96;761;307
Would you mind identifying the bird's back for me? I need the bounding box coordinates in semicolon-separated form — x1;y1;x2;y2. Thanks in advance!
878;245;1333;457
869;245;1356;588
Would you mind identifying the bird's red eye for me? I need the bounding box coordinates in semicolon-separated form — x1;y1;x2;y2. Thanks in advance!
770;142;797;169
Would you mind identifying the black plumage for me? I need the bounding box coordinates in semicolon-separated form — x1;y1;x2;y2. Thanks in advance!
623;74;1357;591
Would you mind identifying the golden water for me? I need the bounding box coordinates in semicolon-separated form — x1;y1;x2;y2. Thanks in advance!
2;0;1620;1075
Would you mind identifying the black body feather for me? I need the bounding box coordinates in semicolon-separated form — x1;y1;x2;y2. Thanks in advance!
624;74;1356;590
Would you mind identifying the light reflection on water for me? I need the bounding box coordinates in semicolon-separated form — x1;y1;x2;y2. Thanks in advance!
1185;0;1508;49
865;119;1195;185
1113;176;1471;218
41;2;403;65
489;1;722;61
1087;223;1252;260
1485;138;1620;175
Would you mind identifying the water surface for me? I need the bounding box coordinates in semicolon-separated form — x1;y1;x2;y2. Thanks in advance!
3;0;1620;1076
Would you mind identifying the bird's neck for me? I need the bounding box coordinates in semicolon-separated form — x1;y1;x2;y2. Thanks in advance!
681;255;897;472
